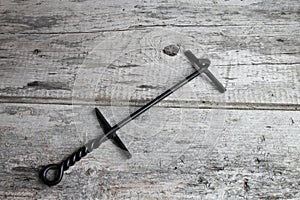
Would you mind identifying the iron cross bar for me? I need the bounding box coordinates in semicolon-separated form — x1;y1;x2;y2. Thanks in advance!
184;50;226;93
40;50;226;186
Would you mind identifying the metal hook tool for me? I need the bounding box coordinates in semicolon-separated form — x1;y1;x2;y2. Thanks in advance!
40;50;226;186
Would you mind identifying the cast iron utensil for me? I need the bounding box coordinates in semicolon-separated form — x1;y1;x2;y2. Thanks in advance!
40;50;225;186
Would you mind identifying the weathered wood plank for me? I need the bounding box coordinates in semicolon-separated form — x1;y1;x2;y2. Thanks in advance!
1;0;300;199
1;0;299;109
1;28;299;109
0;103;299;199
1;0;299;34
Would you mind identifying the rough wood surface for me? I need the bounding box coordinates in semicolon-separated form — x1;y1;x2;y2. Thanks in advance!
1;1;300;110
0;0;300;199
1;0;300;34
1;29;299;110
0;103;299;199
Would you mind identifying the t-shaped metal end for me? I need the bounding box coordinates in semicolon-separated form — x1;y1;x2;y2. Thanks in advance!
184;50;226;93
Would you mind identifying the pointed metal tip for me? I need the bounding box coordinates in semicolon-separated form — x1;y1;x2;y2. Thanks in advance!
117;146;132;159
123;150;132;159
95;107;100;112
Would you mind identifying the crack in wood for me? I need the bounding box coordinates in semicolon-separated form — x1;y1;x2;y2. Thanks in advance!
26;81;71;91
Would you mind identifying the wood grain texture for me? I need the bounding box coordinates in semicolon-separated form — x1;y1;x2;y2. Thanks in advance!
1;0;300;199
0;0;300;109
0;103;299;199
0;28;299;110
1;0;300;34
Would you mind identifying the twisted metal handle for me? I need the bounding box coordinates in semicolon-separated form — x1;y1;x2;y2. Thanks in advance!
40;135;107;186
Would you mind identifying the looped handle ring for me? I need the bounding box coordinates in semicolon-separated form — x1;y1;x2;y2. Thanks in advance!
40;164;64;186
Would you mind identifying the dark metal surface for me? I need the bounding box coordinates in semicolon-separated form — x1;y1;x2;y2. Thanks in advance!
184;50;226;93
95;107;132;158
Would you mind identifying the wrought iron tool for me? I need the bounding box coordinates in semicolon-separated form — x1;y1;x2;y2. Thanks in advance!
40;50;225;186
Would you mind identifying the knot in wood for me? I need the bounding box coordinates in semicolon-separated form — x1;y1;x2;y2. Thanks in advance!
163;44;179;56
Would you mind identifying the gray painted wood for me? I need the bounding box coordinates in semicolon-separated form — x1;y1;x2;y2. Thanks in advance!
1;0;300;109
1;0;299;34
1;29;299;110
0;103;299;199
0;0;299;199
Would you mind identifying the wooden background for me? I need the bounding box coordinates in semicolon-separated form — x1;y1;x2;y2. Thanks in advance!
0;0;299;199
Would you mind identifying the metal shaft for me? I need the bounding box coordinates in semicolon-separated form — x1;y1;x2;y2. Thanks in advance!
40;51;216;186
97;60;210;139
